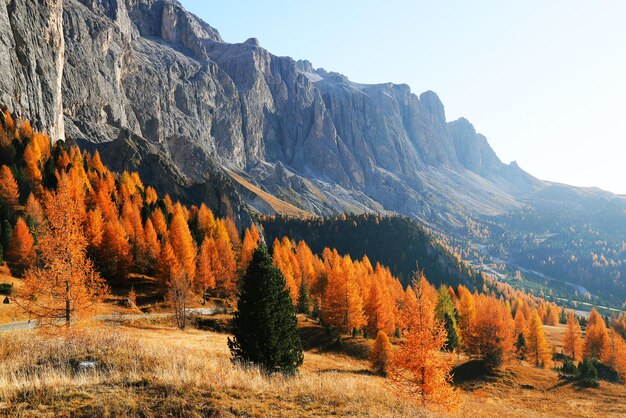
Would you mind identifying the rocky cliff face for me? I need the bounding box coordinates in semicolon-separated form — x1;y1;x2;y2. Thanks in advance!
0;0;65;142
0;0;544;231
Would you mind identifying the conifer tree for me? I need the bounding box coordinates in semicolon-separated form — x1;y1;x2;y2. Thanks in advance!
369;330;393;376
297;278;310;315
563;314;583;362
7;217;35;272
601;330;626;381
436;285;460;351
388;274;459;409
515;332;527;360
526;311;552;368
0;165;19;220
20;172;109;327
583;308;609;360
169;204;197;281
228;244;303;375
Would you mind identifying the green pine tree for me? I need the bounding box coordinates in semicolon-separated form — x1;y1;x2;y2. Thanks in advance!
515;332;527;360
297;279;310;315
228;243;304;375
443;312;459;351
1;220;12;249
436;286;460;351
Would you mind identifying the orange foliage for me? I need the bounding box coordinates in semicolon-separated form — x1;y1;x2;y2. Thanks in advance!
369;330;393;375
465;294;515;367
601;330;626;381
0;165;19;212
526;311;552;368
562;314;583;362
168;204;197;281
7;217;35;270
20;172;109;328
322;250;366;333
388;275;459;410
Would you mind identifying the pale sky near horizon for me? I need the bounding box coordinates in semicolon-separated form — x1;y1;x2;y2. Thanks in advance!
180;1;626;194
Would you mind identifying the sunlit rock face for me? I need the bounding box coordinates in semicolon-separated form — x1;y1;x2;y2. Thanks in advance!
1;0;543;230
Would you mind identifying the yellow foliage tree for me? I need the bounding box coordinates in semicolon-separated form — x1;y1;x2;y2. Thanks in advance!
526;311;553;368
562;315;583;362
388;275;459;410
20;172;109;328
369;330;393;376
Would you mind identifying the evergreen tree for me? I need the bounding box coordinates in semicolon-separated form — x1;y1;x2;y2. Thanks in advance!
228;243;304;375
515;332;527;360
578;358;599;387
443;312;459;351
297;279;310;315
1;220;12;249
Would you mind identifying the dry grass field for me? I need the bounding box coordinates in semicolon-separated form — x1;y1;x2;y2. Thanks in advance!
1;269;625;417
1;316;626;417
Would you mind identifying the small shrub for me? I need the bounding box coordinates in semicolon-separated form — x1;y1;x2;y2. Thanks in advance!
578;358;599;387
561;359;577;375
0;282;13;296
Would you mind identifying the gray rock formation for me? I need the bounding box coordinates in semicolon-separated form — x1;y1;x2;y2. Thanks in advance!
0;0;574;233
0;0;65;141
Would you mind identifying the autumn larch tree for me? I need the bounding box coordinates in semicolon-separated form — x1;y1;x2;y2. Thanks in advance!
562;314;583;362
239;225;261;273
464;294;514;369
526;311;553;368
7;217;35;273
0;165;19;220
583;308;609;360
195;237;217;293
168;203;197;281
601;330;626;382
19;172;109;328
456;285;476;348
369;330;393;376
228;243;303;375
322;253;366;333
388;274;459;410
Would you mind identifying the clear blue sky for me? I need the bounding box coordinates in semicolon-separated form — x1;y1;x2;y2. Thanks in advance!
180;1;626;194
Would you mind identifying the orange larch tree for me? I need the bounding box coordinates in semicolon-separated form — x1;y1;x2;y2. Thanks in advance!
239;225;261;273
562;314;583;362
464;294;515;369
0;165;19;219
168;203;197;281
526;311;553;368
369;330;393;376
214;236;237;298
7;217;35;272
143;218;161;267
322;252;366;333
19;172;109;328
196;237;217;293
25;193;44;227
388;274;459;410
456;285;476;348
583;308;609;360
158;239;181;287
196;203;216;239
365;279;395;337
601;330;626;381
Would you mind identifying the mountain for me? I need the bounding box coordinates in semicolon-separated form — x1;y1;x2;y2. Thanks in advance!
2;0;626;305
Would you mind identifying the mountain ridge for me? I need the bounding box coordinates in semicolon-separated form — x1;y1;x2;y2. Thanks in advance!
3;0;626;304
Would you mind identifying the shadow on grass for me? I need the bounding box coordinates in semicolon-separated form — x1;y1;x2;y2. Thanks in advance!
317;368;375;376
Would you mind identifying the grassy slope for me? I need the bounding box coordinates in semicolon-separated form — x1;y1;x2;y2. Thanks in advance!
2;318;626;417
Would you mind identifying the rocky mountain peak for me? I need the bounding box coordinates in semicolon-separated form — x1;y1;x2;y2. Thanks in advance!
1;0;546;230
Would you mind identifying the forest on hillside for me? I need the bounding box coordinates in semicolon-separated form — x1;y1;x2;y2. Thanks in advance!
260;214;486;290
